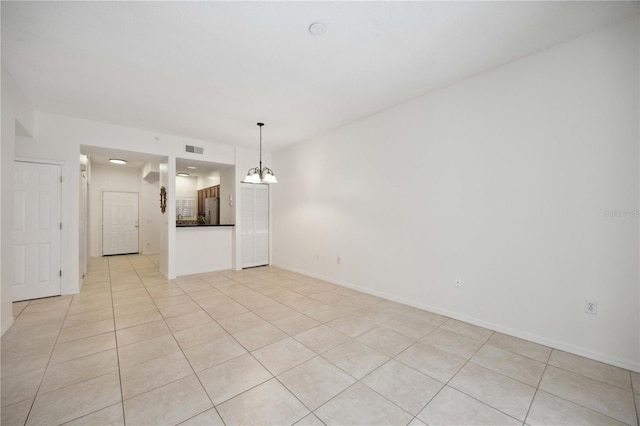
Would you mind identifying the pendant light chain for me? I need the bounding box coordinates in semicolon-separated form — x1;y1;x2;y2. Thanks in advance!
259;122;263;173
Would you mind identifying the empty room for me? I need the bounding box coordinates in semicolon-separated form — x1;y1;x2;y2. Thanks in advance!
1;1;639;425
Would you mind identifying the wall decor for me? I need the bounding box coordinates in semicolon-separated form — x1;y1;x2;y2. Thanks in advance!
160;186;167;213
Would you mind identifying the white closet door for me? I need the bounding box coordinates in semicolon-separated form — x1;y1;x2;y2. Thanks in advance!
253;185;270;266
241;184;255;267
241;183;269;268
12;161;62;301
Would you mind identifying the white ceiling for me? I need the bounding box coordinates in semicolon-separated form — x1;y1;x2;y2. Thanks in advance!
3;1;638;152
81;145;231;176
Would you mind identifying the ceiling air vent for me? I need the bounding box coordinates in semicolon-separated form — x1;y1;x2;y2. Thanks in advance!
185;145;204;154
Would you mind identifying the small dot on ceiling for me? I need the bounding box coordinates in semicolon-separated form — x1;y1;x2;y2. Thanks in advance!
309;22;327;36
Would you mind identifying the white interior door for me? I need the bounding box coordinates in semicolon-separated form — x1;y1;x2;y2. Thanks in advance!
12;161;62;301
241;183;269;268
102;191;139;255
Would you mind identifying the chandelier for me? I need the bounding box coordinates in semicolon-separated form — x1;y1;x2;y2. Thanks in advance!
243;122;278;184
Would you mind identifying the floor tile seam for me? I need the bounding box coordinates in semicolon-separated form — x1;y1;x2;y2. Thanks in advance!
539;365;638;423
63;310;114;324
431;321;494;345
198;368;276;408
67;300;113;311
229;328;290;352
244;352;315;418
157;305;208;321
19;305;71;316
400;335;494;422
118;345;184;369
443;380;528;424
49;329;117;359
476;340;552;365
114;326;173;349
522;358;551;426
132;271;227;422
416;340;486;363
59;402;124;426
38;346;118;375
266;311;322;335
544;362;635;394
36;369;120;401
23;292;76;426
464;356;545;389
111;300;158;312
106;257;127;426
175;277;275;355
354;357;437;418
314;350;374;384
308;378;414;424
633;392;640;425
120;367;195;401
416;331;534;423
528;387;637;426
56;324;117;345
633;374;640;391
410;384;449;425
175;406;224;426
0;394;36;411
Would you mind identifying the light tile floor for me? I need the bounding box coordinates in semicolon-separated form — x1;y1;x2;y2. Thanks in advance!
2;254;639;425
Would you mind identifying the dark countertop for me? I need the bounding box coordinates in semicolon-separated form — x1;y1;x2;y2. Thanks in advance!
176;223;235;227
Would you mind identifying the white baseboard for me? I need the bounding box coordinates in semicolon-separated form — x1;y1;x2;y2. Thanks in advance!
274;263;640;373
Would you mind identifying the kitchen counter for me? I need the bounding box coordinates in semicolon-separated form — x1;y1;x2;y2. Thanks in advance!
175;225;233;275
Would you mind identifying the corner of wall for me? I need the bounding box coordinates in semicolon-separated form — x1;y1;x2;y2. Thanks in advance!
1;316;15;336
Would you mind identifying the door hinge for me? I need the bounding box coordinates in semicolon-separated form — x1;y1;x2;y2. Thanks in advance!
59;270;62;277
59;176;63;183
59;222;62;230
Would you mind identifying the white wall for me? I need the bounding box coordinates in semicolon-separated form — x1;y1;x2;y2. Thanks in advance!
158;162;170;277
197;171;221;190
140;166;163;255
89;163;142;257
219;166;236;226
1;67;35;334
176;175;198;198
272;17;640;371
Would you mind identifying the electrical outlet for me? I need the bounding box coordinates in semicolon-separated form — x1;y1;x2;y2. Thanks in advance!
337;256;341;264
584;300;598;315
455;279;462;288
316;253;319;261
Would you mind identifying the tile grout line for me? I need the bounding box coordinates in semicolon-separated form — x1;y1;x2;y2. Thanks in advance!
108;256;128;426
412;330;530;425
38;262;115;424
180;271;294;422
20;294;75;426
133;258;230;425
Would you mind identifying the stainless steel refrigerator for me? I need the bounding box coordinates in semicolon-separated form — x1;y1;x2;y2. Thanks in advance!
204;197;219;225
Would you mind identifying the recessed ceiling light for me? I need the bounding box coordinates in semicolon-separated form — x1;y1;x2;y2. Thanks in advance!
109;158;127;165
309;22;327;36
187;166;197;170
177;172;190;177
